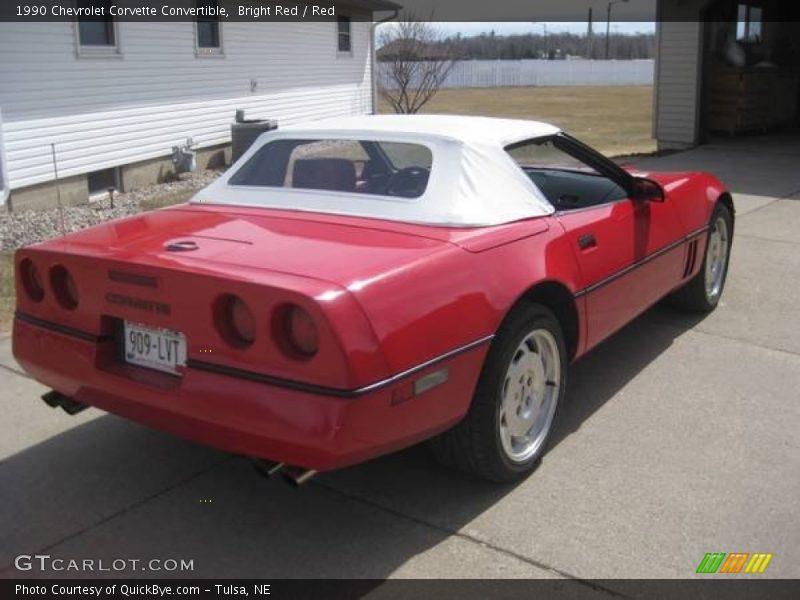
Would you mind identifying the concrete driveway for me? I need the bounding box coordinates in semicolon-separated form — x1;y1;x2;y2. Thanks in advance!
1;136;798;585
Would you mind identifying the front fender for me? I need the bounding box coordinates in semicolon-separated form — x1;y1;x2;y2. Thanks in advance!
651;171;731;231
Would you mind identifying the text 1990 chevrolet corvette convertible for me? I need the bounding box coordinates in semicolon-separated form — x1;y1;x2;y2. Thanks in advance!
13;115;733;483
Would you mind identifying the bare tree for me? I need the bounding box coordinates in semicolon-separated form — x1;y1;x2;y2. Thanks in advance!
377;16;460;114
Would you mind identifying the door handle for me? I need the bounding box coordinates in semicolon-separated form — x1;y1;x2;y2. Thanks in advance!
578;234;597;250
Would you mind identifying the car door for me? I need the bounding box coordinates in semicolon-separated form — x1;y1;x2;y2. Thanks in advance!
557;193;684;350
507;134;685;351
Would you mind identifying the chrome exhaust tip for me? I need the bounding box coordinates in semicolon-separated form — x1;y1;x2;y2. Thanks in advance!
252;459;285;478
281;466;317;487
41;391;88;415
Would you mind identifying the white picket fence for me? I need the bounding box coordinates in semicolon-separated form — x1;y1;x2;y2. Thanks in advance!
379;59;654;89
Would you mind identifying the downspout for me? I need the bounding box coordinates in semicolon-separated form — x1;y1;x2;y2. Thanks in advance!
0;108;9;208
370;9;399;114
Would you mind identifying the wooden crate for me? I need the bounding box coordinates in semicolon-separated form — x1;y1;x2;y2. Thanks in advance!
707;66;799;135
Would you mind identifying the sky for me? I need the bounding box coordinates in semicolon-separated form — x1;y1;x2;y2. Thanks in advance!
434;22;656;37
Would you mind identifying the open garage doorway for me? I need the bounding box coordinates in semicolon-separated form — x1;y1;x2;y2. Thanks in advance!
700;1;800;147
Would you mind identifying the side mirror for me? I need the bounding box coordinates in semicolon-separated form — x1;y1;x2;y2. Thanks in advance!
633;177;665;203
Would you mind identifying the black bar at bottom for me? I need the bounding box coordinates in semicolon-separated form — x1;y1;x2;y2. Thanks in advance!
3;579;799;600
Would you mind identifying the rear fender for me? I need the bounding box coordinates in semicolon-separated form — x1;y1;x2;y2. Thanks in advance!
349;217;586;375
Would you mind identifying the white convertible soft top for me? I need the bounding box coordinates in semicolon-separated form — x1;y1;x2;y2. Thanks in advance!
192;114;560;227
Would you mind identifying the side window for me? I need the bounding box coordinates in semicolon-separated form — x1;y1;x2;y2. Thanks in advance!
76;1;119;56
506;138;628;210
737;3;763;42
337;17;352;54
196;0;223;56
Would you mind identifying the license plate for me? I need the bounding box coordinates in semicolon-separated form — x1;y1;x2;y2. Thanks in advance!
123;321;187;375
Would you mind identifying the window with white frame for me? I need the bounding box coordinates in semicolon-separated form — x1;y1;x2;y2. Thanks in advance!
337;16;352;53
196;0;223;55
76;1;119;55
736;3;763;42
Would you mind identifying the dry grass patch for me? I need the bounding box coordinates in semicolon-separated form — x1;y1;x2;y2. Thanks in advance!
380;85;655;157
138;188;199;211
1;254;14;334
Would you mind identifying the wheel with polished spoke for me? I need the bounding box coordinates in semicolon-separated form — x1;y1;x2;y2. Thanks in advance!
670;202;733;313
430;303;566;482
704;214;730;303
498;329;561;463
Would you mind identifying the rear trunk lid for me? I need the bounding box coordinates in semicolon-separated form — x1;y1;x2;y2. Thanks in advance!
51;204;456;288
14;205;467;390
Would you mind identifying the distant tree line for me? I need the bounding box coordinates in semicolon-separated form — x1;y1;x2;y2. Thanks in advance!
377;18;656;114
379;30;656;61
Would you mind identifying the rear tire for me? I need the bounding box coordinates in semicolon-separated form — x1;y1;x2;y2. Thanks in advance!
430;304;567;483
670;203;733;313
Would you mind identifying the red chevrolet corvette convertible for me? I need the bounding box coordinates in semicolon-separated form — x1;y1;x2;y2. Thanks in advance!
13;115;734;483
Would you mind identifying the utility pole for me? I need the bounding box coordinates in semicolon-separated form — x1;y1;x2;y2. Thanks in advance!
606;0;629;60
587;8;593;59
542;23;548;59
531;22;549;59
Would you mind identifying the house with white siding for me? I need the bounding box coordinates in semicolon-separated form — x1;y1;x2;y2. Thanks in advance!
0;0;400;210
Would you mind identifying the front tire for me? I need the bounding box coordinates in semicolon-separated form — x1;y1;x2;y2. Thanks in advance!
430;304;567;483
670;203;733;313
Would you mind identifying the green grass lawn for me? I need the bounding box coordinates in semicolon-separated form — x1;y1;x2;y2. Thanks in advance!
380;85;655;157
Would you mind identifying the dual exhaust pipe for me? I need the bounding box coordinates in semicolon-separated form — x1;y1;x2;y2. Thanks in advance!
252;459;317;487
42;390;88;415
42;390;316;486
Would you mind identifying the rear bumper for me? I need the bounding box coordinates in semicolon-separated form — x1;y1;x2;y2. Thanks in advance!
12;316;488;471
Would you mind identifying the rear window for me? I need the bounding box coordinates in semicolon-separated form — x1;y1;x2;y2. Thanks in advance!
229;139;433;199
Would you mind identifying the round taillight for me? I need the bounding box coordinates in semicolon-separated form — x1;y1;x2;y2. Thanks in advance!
50;265;79;310
279;304;319;358
19;258;45;302
215;294;256;348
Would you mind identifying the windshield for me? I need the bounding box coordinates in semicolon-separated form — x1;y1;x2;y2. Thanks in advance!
229;138;433;199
